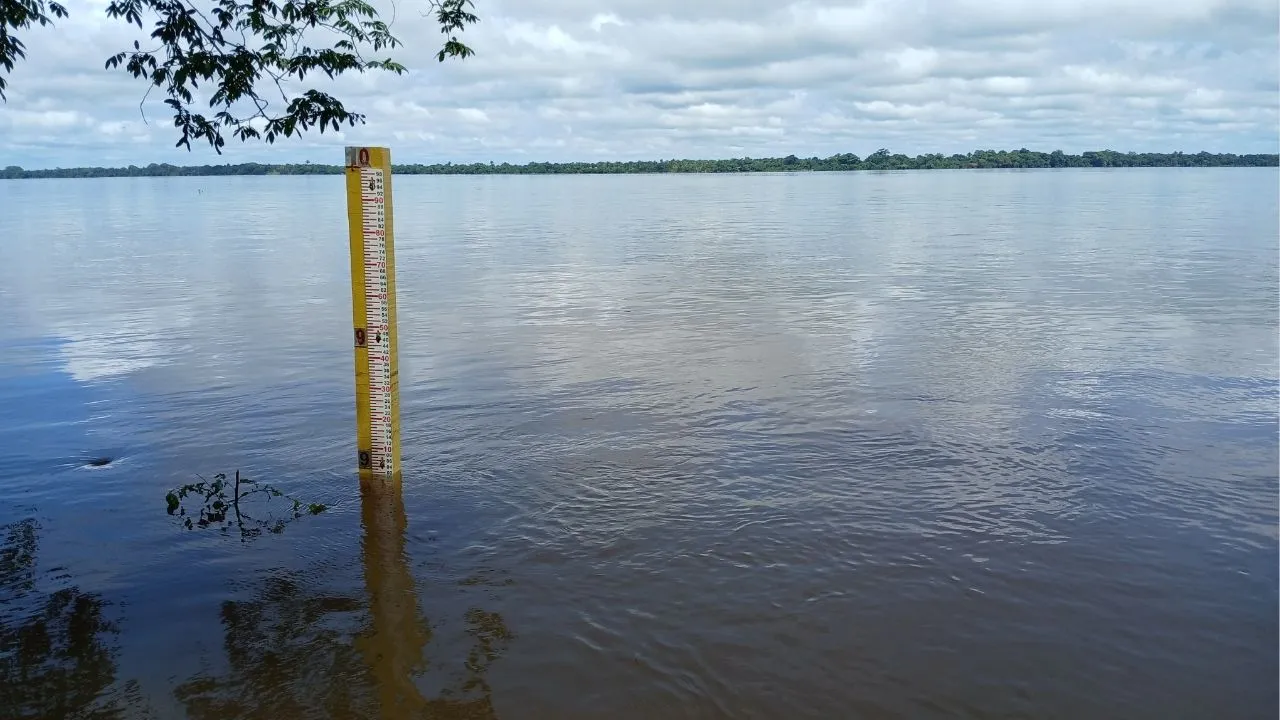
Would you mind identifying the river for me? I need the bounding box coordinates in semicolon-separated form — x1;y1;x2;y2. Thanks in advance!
0;168;1276;718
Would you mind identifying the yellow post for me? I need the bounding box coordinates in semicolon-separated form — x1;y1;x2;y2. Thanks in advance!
345;146;401;480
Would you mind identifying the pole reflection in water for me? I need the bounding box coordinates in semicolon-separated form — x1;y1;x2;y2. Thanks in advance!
357;476;431;717
358;476;508;719
173;479;508;719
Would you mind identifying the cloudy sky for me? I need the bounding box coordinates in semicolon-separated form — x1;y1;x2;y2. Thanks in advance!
1;0;1277;168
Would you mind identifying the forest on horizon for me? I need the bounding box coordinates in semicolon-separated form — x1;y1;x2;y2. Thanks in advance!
3;148;1276;179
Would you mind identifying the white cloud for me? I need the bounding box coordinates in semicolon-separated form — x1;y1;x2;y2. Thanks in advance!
0;0;1275;168
503;21;621;57
457;107;491;123
589;13;625;32
5;109;88;130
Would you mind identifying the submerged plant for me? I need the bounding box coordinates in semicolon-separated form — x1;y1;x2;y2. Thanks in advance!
165;471;326;539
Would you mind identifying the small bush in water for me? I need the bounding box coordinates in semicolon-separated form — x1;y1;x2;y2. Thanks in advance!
165;471;326;539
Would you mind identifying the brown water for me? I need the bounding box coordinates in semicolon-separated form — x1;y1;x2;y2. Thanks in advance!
0;169;1277;719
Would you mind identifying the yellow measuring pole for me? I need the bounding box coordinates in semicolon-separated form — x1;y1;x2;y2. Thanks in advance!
345;146;401;481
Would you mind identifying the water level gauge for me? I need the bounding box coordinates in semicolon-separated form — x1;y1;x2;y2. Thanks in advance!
345;146;401;479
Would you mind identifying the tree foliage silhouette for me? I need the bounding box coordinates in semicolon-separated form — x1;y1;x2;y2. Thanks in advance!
0;0;478;151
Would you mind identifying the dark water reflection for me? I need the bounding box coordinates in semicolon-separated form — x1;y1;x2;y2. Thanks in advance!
2;485;507;720
0;169;1276;718
0;519;150;719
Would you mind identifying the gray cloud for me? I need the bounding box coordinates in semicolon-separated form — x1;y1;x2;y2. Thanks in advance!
0;0;1275;167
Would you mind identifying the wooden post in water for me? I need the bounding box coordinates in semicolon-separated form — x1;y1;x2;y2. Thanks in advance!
345;146;401;481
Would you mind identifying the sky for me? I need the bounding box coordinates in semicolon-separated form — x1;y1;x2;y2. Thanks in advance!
0;0;1277;168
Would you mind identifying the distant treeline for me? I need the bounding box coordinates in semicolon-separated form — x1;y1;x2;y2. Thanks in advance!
3;149;1276;179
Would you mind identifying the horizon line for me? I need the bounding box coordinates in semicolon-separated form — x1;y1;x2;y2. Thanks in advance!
4;148;1277;177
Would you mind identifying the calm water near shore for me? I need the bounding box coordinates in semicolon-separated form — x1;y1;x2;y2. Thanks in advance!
0;168;1276;718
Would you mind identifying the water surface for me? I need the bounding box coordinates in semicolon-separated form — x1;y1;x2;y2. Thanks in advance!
0;168;1276;719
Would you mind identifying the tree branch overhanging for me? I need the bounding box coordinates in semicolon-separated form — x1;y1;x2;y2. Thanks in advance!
0;0;477;151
